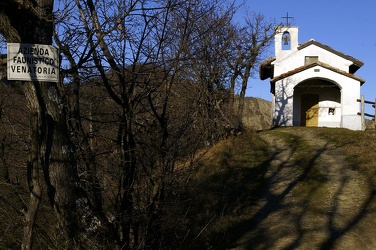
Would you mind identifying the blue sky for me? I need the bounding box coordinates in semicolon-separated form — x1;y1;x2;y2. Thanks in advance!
238;0;376;112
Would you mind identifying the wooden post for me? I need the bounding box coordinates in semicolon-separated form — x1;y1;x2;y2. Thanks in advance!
374;98;376;130
361;95;365;130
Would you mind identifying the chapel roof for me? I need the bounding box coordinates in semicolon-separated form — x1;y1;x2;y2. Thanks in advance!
270;61;366;85
259;39;364;80
259;57;275;80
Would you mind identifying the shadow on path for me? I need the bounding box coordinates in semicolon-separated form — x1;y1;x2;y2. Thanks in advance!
226;129;376;250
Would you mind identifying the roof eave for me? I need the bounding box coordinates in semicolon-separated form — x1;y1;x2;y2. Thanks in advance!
271;61;365;85
259;57;275;80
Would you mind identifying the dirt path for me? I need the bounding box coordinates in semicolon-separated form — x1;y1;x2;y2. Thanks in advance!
231;127;376;250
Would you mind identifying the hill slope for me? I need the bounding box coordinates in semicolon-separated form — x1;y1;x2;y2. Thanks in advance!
182;127;376;249
242;97;272;130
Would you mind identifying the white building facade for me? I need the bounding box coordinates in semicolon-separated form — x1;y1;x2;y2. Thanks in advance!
260;26;365;130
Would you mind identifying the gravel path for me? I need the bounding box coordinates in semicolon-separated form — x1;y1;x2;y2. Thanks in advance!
231;128;376;250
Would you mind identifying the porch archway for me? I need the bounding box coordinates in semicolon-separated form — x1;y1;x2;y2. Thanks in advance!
293;78;341;127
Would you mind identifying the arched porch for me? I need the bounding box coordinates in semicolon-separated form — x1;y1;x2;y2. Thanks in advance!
293;78;342;127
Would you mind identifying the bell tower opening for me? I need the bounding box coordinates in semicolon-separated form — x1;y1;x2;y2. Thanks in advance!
282;32;291;50
274;26;299;60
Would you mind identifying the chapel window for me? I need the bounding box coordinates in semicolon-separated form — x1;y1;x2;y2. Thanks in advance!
305;56;318;65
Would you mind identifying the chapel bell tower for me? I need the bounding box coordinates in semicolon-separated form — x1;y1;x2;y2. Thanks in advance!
275;26;299;60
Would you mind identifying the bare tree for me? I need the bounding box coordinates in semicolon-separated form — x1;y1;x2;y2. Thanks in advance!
0;1;55;249
0;0;277;248
0;0;117;249
54;0;241;247
182;1;237;139
226;13;277;125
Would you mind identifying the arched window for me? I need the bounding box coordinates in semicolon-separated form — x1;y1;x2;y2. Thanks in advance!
282;32;291;50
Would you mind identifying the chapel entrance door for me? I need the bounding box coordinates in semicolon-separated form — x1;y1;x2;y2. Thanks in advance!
301;94;319;127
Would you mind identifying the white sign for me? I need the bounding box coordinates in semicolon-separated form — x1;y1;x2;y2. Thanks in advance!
7;43;59;82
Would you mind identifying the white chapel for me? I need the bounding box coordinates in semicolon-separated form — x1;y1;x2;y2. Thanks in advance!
259;26;365;130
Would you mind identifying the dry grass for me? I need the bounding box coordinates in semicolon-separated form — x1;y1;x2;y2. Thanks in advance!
3;127;376;249
170;127;376;249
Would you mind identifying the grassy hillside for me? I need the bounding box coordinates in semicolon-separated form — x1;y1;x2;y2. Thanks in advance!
172;127;376;249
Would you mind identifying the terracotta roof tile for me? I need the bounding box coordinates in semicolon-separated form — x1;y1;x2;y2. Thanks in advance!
271;61;366;85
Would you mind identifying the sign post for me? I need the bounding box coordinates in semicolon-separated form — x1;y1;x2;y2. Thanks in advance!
7;43;59;82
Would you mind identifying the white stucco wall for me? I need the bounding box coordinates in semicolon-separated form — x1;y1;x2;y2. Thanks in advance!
317;100;342;128
273;78;294;126
341;80;362;130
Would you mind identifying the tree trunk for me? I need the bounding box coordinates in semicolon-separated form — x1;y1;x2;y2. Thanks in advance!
21;84;44;250
238;66;251;119
0;1;55;248
1;1;116;248
0;137;10;182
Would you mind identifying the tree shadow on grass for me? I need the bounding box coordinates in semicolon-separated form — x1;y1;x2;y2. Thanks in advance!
173;130;376;250
224;134;324;249
225;133;376;250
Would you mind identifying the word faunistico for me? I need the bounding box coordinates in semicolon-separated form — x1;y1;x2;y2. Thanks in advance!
13;46;55;65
